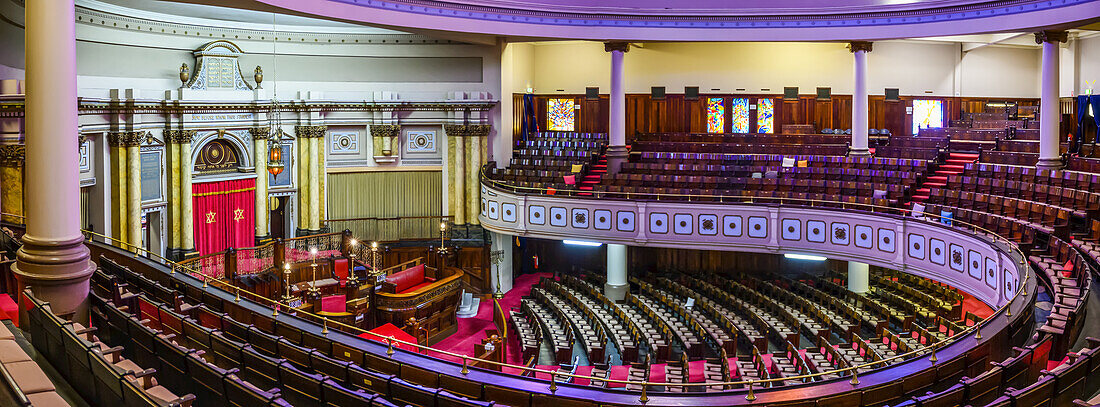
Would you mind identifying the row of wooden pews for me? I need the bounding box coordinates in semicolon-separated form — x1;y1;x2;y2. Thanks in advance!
519;297;574;365
552;277;639;363
508;309;541;366
627;285;704;359
532;281;606;363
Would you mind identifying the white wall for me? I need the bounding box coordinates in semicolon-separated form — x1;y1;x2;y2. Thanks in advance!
1077;35;1100;96
497;42;535;165
527;40;1043;98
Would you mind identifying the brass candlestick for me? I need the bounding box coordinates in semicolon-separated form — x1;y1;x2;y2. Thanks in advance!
308;247;320;298
281;263;296;303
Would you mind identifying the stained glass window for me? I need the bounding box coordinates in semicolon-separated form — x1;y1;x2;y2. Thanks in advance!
912;99;944;135
731;98;749;133
706;98;725;133
547;98;575;132
757;98;774;134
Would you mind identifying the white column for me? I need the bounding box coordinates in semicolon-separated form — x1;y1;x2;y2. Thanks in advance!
605;243;628;301
254;133;269;242
14;0;95;319
454;134;466;225
605;42;629;174
849;42;871;155
1036;31;1067;170
848;261;869;294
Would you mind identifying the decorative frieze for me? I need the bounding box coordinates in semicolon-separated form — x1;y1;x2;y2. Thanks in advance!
165;130;197;144
295;125;328;139
107;131;147;147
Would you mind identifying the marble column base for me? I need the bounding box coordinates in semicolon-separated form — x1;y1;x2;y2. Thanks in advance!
605;145;629;175
255;235;271;246
1036;156;1064;171
13;234;95;322
295;228;313;238
604;282;628;303
848;148;871;157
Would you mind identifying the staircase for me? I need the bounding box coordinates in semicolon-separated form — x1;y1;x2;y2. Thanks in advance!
908;152;979;206
578;154;607;196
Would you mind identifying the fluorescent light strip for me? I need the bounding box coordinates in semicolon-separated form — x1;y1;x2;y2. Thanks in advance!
563;240;603;247
784;253;828;261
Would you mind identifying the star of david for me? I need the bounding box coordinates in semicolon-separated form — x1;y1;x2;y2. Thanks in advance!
205;211;216;224
234;208;245;221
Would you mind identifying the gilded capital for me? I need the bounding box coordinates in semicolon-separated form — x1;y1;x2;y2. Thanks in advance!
0;144;25;167
1034;30;1068;44
369;125;401;139
107;131;147;147
249;127;272;140
847;41;873;53
294;125;328;139
444;124;491;138
604;41;630;53
165;130;197;144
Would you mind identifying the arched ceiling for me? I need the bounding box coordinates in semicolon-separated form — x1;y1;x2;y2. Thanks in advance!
246;0;1100;41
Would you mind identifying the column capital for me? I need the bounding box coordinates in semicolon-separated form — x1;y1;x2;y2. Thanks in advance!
847;41;873;53
604;41;630;53
107;131;146;147
165;130;197;144
369;124;401;138
443;124;491;138
0;144;25;167
1034;30;1068;44
249;127;272;140
294;125;328;139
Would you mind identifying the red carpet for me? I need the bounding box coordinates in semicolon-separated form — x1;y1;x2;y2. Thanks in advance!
960;291;994;320
431;272;553;365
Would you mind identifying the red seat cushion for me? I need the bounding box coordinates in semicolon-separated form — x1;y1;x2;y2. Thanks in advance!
573;365;594;386
606;365;630;388
648;363;666;383
0;294;15;326
321;295;346;313
386;264;427;293
688;360;706;383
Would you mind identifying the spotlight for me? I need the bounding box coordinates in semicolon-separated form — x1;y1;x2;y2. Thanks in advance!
563;240;603;247
784;253;827;261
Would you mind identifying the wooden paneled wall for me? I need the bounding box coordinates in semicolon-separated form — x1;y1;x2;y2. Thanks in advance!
515;93;1041;139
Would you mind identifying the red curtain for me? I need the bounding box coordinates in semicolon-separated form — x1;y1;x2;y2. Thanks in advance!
193;178;256;255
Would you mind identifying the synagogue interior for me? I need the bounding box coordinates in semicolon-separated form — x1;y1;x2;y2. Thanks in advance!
1;0;1100;406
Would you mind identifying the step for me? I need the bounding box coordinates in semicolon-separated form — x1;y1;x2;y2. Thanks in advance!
939;164;966;172
923;182;947;187
915;188;931;193
911;195;929;202
926;176;949;182
949;152;980;160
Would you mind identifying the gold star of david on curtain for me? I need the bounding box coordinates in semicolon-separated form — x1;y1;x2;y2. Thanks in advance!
205;211;216;224
234;208;244;221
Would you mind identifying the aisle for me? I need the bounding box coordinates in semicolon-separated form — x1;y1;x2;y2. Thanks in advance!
432;272;553;364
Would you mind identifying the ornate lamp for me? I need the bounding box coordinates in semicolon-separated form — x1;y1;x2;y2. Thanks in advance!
371;241;380;274
267;141;284;177
307;247;321;300
281;263;296;303
490;249;505;299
